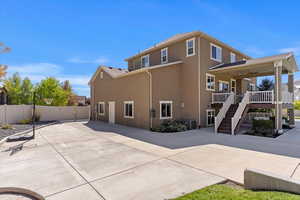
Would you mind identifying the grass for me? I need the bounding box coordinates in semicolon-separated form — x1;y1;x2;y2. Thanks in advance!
172;184;300;200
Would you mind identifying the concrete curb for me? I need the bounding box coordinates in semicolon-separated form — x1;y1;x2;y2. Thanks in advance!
0;121;58;146
0;187;45;200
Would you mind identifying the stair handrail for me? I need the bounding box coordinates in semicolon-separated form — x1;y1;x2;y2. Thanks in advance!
215;92;234;133
231;91;250;135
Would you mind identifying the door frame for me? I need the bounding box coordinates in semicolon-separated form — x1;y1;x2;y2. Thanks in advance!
108;101;115;124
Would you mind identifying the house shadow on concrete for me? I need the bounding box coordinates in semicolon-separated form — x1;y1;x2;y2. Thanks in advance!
83;120;300;159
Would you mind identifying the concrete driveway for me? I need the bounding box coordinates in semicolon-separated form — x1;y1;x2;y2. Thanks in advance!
1;121;300;199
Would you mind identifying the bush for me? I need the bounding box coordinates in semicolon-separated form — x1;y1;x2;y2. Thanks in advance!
294;101;300;110
252;119;274;136
19;119;32;124
1;124;13;130
151;120;187;133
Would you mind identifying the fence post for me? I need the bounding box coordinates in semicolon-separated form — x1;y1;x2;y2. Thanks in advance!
4;104;7;124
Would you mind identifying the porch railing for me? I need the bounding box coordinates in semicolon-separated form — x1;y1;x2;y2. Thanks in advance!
249;90;274;104
212;92;231;104
215;92;234;133
231;91;250;135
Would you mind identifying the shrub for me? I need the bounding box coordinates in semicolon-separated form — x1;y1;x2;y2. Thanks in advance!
19;119;32;124
1;124;13;130
252;119;274;136
151;120;187;133
294;101;300;110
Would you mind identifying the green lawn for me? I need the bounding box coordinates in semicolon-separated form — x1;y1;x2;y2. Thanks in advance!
172;185;300;200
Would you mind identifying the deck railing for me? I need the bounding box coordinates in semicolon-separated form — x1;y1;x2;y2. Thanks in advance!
248;90;274;103
231;91;250;135
214;92;234;133
212;92;231;104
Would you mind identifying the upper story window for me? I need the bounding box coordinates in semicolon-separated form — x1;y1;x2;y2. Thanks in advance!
161;48;168;64
210;43;222;62
100;72;104;79
248;83;255;91
230;52;236;63
206;73;215;91
124;101;134;118
219;81;229;92
186;38;195;57
141;55;150;67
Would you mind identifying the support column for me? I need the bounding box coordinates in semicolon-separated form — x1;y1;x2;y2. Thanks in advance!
288;72;295;127
274;60;283;134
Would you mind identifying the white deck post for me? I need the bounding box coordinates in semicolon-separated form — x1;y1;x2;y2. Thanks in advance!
288;72;295;127
274;60;283;134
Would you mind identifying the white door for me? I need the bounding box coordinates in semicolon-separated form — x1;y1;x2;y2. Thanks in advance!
108;101;115;124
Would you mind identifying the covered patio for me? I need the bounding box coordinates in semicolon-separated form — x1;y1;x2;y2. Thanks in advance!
209;52;298;134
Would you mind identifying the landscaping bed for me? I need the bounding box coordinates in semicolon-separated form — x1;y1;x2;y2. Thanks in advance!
0;121;56;140
172;183;300;200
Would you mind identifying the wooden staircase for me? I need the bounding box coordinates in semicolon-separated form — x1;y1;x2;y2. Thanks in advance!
218;104;239;134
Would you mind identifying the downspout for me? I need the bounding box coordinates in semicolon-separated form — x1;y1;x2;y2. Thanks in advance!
146;70;153;129
197;37;201;128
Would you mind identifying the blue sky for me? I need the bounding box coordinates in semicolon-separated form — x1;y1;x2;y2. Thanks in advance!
1;0;300;96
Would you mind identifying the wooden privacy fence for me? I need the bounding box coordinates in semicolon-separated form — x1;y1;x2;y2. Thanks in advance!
0;105;90;124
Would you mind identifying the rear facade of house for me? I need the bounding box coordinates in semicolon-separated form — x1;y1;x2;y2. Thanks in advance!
90;31;256;130
90;31;297;133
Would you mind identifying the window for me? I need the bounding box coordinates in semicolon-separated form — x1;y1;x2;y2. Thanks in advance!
206;73;215;91
97;102;105;115
100;72;104;79
161;48;168;64
124;101;134;118
207;109;215;126
219;81;229;92
210;43;222;62
160;101;172;119
231;79;236;93
248;83;255;91
230;52;236;63
141;55;150;67
186;38;195;57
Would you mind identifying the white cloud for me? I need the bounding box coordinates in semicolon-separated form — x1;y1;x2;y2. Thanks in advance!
67;57;109;64
279;47;300;56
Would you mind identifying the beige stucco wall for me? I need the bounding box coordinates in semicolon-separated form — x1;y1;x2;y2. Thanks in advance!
92;69;150;129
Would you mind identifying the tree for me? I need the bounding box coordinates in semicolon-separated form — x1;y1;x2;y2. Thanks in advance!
20;78;34;104
0;65;7;79
35;77;68;106
258;78;274;91
4;73;22;104
61;80;77;106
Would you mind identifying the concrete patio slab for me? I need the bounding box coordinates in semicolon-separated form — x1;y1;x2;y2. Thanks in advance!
91;159;225;200
46;184;104;200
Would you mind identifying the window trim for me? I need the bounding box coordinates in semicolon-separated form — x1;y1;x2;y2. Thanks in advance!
210;43;222;62
206;73;216;91
248;83;255;91
218;80;230;92
98;102;105;116
141;54;150;67
230;52;236;63
230;79;236;93
206;109;215;127
124;101;134;119
160;101;173;120
161;47;168;64
186;38;195;57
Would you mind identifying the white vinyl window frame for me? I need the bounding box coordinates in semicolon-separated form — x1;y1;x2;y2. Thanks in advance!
124;101;134;119
186;38;195;57
141;54;150;67
98;102;105;116
230;52;236;63
160;101;173;120
210;43;222;62
248;83;255;91
230;79;236;93
218;80;230;92
206;73;215;91
161;47;168;64
206;109;215;126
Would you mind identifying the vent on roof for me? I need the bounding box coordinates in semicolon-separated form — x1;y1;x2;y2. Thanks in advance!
118;68;122;71
109;67;113;69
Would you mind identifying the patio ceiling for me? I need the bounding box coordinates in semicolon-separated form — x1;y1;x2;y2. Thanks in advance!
208;53;298;79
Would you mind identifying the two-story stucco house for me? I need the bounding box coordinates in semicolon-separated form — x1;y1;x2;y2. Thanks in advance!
89;31;298;134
